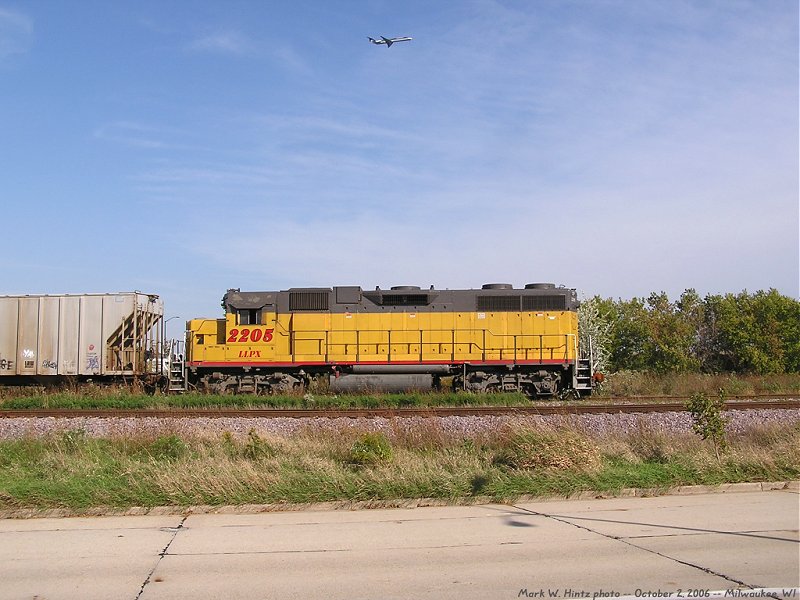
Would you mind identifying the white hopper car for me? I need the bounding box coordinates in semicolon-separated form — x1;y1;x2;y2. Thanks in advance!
0;292;164;384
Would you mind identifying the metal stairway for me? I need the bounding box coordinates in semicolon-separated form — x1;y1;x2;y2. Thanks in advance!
573;336;595;394
574;357;593;392
167;340;187;393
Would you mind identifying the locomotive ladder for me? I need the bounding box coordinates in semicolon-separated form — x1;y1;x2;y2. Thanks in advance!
167;340;187;393
573;335;594;393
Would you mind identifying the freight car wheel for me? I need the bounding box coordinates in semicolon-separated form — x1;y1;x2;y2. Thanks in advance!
145;376;166;395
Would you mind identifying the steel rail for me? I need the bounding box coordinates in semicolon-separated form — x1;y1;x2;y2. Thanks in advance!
0;399;797;419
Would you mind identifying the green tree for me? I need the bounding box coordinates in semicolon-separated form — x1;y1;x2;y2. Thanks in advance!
587;289;799;375
676;288;707;366
643;291;700;373
702;290;798;374
605;297;651;371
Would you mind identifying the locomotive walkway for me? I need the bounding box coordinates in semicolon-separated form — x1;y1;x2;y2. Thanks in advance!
0;487;797;600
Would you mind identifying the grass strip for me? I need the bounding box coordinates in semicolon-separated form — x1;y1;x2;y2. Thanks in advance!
1;373;798;412
1;422;797;511
0;391;529;411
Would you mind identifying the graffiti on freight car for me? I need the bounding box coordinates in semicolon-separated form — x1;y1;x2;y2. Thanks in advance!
0;358;14;370
42;360;57;370
21;349;35;370
86;354;100;370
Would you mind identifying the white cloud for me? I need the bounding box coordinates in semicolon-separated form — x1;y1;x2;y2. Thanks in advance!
270;44;311;76
136;163;278;187
128;1;797;299
254;114;423;144
177;162;798;300
93;121;171;149
184;29;311;76
187;30;254;55
0;7;32;59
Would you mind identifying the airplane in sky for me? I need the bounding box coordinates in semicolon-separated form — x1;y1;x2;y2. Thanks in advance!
368;36;412;47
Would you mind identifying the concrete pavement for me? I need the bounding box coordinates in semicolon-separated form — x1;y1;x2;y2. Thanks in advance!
0;489;797;600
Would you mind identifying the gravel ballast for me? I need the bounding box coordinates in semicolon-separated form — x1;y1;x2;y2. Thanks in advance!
0;408;797;440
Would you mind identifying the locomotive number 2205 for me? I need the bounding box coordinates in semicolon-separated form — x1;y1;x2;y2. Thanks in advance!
227;328;274;343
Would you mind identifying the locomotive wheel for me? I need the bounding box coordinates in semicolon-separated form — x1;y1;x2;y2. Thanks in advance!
558;389;581;401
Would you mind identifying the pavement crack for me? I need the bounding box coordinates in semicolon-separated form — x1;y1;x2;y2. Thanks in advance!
513;505;765;592
134;516;187;600
541;514;798;543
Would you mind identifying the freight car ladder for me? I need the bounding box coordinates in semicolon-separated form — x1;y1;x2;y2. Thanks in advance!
167;340;187;393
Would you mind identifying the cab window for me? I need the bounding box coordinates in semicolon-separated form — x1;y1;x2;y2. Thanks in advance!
237;309;261;325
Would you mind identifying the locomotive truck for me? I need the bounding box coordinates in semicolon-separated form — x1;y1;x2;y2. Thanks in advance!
182;283;594;398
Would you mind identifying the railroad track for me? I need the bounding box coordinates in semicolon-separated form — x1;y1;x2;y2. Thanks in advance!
0;398;797;419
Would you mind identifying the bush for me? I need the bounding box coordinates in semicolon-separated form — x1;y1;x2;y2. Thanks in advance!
243;429;275;460
686;390;728;461
219;429;275;460
348;432;393;466
60;429;87;451
148;435;187;461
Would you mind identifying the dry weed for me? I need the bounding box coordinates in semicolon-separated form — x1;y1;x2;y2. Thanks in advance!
625;423;690;462
493;425;601;472
724;423;800;470
598;372;800;397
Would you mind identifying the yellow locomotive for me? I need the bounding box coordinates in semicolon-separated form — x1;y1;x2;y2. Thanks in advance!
185;283;593;397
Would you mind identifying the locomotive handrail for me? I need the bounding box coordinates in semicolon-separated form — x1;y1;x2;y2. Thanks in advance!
287;328;575;364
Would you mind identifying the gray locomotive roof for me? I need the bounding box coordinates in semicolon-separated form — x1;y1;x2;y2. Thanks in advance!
224;284;579;314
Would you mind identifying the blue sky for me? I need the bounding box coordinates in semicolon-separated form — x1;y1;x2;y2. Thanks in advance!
1;0;797;335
